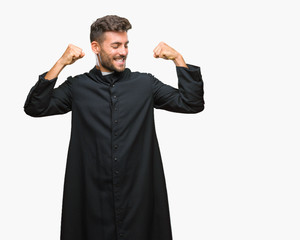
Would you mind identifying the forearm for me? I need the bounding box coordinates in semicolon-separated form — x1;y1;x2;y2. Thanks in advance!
45;59;66;80
176;64;204;112
173;54;188;68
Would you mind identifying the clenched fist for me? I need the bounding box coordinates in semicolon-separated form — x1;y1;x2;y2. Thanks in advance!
45;44;85;80
59;44;85;66
153;42;188;68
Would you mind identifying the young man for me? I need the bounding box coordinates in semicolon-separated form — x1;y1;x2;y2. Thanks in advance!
24;15;204;240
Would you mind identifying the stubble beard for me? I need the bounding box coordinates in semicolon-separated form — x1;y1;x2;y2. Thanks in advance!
99;49;126;73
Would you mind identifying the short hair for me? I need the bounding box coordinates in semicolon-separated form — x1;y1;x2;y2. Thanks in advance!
90;15;132;43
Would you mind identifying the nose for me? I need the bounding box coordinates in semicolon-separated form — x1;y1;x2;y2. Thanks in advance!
119;46;127;56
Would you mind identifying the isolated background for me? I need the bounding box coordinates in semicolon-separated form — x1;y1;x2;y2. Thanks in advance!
1;0;299;239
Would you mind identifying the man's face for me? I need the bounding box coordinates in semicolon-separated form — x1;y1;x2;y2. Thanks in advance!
98;31;129;72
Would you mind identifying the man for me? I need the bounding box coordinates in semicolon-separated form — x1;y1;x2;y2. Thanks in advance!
24;15;204;240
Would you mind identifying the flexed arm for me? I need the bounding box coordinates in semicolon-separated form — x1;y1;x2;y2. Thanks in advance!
24;44;84;117
152;42;204;113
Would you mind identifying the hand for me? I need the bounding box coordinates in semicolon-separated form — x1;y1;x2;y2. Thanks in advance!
44;44;85;80
59;44;85;66
153;42;179;60
153;42;188;68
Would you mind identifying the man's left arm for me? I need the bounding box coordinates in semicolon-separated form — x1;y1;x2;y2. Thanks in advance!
152;42;205;113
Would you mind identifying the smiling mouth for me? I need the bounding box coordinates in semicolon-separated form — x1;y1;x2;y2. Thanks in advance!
114;57;126;64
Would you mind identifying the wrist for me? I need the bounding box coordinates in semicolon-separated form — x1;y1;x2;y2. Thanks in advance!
57;58;68;68
44;59;66;80
173;54;188;68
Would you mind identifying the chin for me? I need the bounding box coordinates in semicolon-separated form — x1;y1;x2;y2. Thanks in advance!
114;66;126;72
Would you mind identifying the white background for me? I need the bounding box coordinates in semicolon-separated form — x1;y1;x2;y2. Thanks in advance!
1;0;299;239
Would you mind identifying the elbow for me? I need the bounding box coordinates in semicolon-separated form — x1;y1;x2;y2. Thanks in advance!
186;97;205;113
177;98;205;114
180;93;205;113
196;104;205;113
24;107;38;117
23;98;39;117
24;105;43;117
190;103;205;113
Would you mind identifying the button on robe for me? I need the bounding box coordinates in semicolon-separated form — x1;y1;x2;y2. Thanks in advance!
24;64;205;240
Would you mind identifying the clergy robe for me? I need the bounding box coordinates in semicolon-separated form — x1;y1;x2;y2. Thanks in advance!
24;64;205;240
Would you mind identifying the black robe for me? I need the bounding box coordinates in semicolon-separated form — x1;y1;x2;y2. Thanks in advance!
24;64;204;240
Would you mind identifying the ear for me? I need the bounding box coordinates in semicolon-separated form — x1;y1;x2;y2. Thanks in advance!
91;41;101;54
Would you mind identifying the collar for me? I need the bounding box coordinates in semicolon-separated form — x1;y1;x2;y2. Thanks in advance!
88;66;130;85
102;71;114;76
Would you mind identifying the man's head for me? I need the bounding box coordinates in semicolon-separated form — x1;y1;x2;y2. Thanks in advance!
90;15;132;72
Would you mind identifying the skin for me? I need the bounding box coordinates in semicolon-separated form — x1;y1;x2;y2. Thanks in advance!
91;31;129;72
45;31;187;80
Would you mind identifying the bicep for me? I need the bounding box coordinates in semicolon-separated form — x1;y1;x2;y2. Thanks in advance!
152;77;204;113
152;78;183;112
46;79;72;115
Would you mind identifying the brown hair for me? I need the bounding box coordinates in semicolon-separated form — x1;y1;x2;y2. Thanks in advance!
90;15;132;43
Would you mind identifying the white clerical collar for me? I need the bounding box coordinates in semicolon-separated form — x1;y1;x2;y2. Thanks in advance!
102;71;114;76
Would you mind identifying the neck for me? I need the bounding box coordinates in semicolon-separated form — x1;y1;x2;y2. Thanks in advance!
95;65;113;74
96;54;114;73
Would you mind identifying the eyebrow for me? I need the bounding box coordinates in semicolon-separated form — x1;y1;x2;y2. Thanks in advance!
111;41;129;45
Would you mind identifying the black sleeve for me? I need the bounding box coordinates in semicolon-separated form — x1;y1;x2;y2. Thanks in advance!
152;64;205;113
24;72;72;117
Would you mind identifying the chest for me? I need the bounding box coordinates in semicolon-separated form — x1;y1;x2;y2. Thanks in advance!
71;76;153;119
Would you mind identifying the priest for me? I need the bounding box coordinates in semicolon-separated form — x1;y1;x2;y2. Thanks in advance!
24;15;205;240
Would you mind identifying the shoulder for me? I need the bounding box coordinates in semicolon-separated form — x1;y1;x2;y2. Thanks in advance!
73;72;90;80
66;71;95;85
128;69;156;82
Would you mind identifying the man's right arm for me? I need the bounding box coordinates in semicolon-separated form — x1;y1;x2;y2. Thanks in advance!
24;44;84;117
